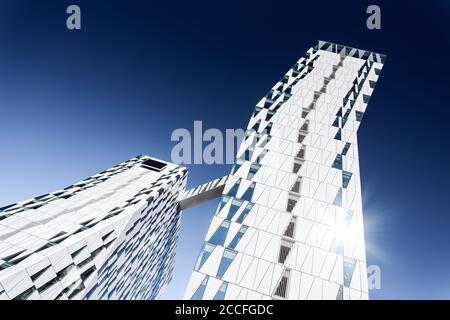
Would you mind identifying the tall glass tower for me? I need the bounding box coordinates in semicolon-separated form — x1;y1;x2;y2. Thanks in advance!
184;41;386;300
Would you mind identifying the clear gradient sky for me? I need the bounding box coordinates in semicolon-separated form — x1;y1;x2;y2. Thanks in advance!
1;1;450;299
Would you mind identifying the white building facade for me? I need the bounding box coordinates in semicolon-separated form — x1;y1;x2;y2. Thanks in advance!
0;156;187;300
184;41;385;300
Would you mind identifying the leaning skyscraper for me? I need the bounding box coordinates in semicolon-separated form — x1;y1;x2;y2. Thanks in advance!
184;41;385;300
0;156;187;300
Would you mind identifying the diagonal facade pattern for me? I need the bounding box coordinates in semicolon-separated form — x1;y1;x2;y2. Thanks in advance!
184;41;385;300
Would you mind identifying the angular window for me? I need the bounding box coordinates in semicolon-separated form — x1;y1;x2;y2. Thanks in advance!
336;285;343;300
242;147;254;161
30;266;51;281
226;198;244;220
333;188;343;207
273;101;282;112
355;111;364;122
301;109;309;118
313;91;321;100
264;122;273;134
213;282;228;300
290;178;302;194
236;203;253;224
191;276;209;300
195;242;216;270
343;257;356;287
342;171;352;188
247;163;261;180
297;133;306;144
57;264;75;280
244;129;253;138
363;94;371;104
251;119;261;132
240;183;255;202
257;135;270;151
71;246;87;259
2;250;26;263
266;110;276;121
293;159;304;174
286;200;296;213
296;146;306;160
332;154;343;170
252;106;262;117
334;129;342;140
216;196;230;215
264;98;275;109
278;239;294;264
256;149;268;164
217;249;237;278
286;195;298;213
209;220;231;246
300;120;309;132
273;269;291;299
341;142;351;155
84;285;97;300
283;216;296;238
226;179;241;197
37;278;59;294
13;287;36;300
231;160;243;175
80;265;96;282
342;109;351;126
332;117;340;127
228;226;248;249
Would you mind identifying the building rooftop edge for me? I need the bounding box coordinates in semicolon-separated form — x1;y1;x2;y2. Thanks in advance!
317;40;387;64
0;155;186;214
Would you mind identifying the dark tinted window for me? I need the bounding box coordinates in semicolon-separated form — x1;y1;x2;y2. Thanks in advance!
142;158;167;171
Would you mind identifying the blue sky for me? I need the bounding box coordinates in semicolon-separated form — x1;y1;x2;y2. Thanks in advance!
1;1;450;299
